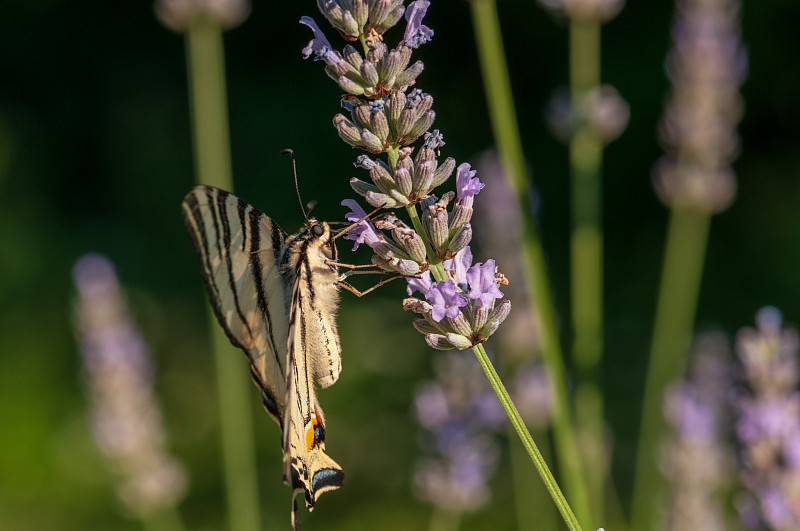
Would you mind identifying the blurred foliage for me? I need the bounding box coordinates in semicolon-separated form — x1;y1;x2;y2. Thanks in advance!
1;0;799;529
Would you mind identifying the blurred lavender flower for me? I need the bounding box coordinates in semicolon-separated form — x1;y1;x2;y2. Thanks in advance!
661;331;734;531
546;85;630;145
537;0;625;23
652;0;747;212
73;254;187;519
154;0;250;32
413;351;506;511
734;307;800;530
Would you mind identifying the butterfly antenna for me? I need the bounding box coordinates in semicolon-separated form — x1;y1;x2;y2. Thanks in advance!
281;148;309;223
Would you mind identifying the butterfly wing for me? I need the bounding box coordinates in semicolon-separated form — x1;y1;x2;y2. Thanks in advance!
181;185;291;424
282;226;345;509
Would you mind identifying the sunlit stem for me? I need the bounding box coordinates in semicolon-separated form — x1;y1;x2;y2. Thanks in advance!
406;203;445;279
631;207;711;530
469;0;593;527
569;19;606;523
472;343;584;531
185;18;262;531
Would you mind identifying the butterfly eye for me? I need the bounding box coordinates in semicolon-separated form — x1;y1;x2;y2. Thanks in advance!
312;223;325;237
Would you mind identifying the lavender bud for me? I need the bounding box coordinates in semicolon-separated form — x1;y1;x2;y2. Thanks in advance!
380;49;406;82
396;60;425;88
387;90;406;133
449;203;472;235
352;101;371;129
388;188;411;206
370;109;390;141
446;333;473;350
334;114;363;146
352;0;369;27
447;223;472;256
447;313;474;337
428;207;449;251
394;227;426;263
365;190;398;208
426;334;456;350
341;10;359;37
393;258;422;275
484;300;511;332
371;2;405;33
394;167;413;196
342;44;363;69
338;76;366;95
397;107;417;139
413;318;441;335
360;60;380;87
471;306;490;332
360;128;385;152
369;162;396;193
349;177;380;197
431;157;456;188
406;110;436;145
413;160;435;194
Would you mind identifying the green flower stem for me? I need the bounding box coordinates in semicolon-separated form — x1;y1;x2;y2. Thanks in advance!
142;508;187;531
631;207;711;530
472;344;584;531
569;20;606;523
185;19;262;531
469;0;593;527
405;203;445;279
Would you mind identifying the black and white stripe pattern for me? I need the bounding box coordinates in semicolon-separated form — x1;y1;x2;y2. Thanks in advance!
181;185;344;521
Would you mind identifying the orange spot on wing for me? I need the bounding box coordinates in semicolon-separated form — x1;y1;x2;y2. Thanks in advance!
305;413;319;451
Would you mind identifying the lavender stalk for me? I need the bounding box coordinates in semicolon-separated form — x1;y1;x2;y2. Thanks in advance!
467;0;592;526
155;3;262;530
632;0;747;526
73;254;187;531
300;2;583;529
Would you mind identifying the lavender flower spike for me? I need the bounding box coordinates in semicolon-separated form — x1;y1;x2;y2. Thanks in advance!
466;259;504;309
426;280;468;322
402;0;434;49
300;16;333;60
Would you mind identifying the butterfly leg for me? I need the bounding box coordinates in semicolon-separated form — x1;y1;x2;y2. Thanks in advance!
325;259;391;269
338;275;405;297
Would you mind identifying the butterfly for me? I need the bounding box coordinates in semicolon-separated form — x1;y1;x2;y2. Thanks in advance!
182;184;349;528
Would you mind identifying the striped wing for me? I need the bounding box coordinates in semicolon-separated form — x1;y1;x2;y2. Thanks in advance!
283;263;344;511
181;185;290;424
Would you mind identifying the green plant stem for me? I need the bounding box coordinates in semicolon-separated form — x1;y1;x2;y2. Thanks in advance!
142;508;187;531
509;423;558;531
469;0;592;527
185;19;262;531
405;204;445;279
472;344;583;531
631;207;711;530
569;20;606;524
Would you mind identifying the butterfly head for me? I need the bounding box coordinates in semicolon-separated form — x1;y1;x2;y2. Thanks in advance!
304;219;337;262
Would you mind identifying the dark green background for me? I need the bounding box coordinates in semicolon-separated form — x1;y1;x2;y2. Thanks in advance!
1;0;799;529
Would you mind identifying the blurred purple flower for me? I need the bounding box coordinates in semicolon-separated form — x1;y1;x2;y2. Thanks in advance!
73;254;187;519
734;307;800;530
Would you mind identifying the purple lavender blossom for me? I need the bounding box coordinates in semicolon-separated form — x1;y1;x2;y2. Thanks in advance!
455;162;484;202
406;270;432;297
442;246;472;289
426;280;467;322
300;16;334;60
466;259;503;309
73;254;187;519
402;0;434;49
342;199;382;251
